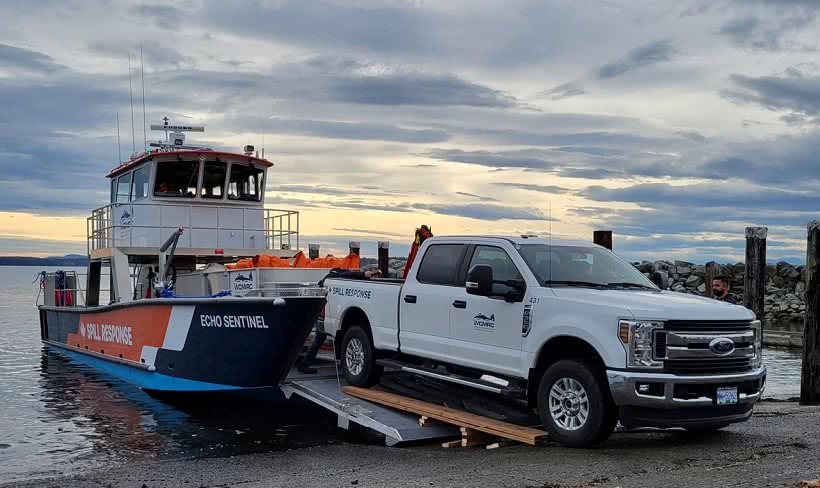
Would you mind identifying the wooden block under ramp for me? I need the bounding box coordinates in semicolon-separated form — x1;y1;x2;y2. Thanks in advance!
343;386;547;445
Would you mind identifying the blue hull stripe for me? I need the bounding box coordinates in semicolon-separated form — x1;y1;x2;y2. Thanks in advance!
50;345;254;392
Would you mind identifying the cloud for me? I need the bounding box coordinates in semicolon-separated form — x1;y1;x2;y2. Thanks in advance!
425;149;556;170
596;40;677;79
412;203;554;221
493;183;572;194
455;192;498;202
0;43;64;74
264;117;449;143
674;130;708;142
328;73;518;108
132;4;181;30
579;182;820;211
331;228;402;238
721;72;820;116
540;81;588;100
716;6;818;51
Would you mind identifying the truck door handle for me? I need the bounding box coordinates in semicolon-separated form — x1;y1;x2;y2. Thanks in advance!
404;295;417;304
452;300;467;309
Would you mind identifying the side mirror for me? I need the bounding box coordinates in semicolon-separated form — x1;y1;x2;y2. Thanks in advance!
503;279;526;303
466;265;493;297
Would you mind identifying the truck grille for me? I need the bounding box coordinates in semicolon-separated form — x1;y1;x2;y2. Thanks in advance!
655;320;756;375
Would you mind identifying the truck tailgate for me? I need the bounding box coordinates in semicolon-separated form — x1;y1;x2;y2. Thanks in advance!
325;278;403;351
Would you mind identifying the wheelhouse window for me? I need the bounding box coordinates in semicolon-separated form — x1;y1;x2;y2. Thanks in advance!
130;165;150;201
153;161;199;198
228;164;263;201
201;161;227;199
116;173;131;203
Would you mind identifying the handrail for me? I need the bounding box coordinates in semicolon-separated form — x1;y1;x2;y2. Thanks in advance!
86;202;299;253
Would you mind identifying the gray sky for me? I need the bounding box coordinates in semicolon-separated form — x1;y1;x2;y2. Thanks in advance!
1;0;818;262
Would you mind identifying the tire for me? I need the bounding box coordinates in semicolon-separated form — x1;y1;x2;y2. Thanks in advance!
341;326;383;387
537;359;617;448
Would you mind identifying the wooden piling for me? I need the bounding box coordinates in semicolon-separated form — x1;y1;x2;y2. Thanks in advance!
349;241;360;256
308;243;320;260
743;227;767;323
801;220;820;405
593;230;613;250
704;261;719;299
378;241;389;277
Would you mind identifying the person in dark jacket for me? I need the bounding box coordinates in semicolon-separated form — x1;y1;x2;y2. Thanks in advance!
298;268;382;374
711;275;736;304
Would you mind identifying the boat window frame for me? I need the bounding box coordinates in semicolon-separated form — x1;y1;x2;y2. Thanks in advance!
226;162;265;202
152;159;202;199
116;172;132;203
200;159;228;200
129;164;151;201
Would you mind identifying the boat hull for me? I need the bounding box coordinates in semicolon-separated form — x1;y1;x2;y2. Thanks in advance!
39;297;324;392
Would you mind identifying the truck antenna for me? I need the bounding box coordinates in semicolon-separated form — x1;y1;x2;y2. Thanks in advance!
549;200;552;281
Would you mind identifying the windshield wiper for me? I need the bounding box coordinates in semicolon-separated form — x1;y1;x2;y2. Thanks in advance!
544;280;609;289
607;282;657;290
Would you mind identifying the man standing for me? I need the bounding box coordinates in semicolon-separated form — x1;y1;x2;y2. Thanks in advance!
711;275;736;304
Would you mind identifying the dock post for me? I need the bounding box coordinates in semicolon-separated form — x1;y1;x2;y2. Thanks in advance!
593;230;613;250
349;241;360;256
801;220;820;405
378;242;389;277
704;261;719;298
309;243;320;260
743;227;767;324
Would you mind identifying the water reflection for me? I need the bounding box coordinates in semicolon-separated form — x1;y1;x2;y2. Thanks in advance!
1;349;338;483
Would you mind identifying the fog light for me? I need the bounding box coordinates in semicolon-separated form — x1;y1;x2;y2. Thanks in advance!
638;383;651;394
636;382;664;397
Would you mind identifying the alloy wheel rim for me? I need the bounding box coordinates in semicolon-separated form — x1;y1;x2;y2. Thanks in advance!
345;338;365;376
548;377;590;431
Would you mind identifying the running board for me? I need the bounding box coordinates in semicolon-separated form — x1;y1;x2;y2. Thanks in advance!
376;359;525;397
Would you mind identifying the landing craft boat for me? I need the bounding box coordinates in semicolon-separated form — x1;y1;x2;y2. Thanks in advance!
36;120;343;392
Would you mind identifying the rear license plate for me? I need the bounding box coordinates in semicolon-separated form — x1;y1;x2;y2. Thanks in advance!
716;386;738;405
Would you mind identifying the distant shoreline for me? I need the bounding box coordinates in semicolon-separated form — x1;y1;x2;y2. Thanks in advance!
0;257;88;267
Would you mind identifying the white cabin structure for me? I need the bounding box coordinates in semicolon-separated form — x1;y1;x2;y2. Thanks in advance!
84;122;299;306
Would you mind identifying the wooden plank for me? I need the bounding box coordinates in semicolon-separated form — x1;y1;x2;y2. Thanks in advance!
345;387;546;444
486;440;517;450
460;427;496;447
441;439;462;448
343;386;547;445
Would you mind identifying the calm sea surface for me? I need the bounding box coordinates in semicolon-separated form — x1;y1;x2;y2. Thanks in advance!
0;266;805;482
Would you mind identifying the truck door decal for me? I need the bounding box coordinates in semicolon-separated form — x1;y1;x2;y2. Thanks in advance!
474;313;495;331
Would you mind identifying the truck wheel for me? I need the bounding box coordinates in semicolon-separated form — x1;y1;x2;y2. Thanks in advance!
537;359;617;448
341;326;383;387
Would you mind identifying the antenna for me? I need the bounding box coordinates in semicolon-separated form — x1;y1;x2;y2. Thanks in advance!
128;53;136;156
140;44;147;152
116;112;122;163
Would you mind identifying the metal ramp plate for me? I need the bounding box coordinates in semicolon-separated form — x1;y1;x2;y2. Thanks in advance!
282;376;460;446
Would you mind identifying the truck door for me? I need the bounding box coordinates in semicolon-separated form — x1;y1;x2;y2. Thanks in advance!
398;243;466;363
449;245;525;377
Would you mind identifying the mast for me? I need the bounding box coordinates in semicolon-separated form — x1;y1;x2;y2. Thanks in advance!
128;53;136;156
140;44;147;152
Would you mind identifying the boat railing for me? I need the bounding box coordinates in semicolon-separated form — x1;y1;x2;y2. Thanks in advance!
86;202;299;254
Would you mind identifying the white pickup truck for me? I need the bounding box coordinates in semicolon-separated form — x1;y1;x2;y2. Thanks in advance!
323;236;766;447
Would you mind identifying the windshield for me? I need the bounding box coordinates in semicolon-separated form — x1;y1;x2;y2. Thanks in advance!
517;244;657;289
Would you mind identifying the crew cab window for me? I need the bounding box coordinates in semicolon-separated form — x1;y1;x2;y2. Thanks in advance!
116;173;131;203
228;164;263;201
154;161;199;198
468;246;523;297
417;244;464;286
201;161;227;199
130;165;150;201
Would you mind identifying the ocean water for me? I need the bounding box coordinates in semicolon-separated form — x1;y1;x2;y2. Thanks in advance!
0;266;805;482
0;266;338;483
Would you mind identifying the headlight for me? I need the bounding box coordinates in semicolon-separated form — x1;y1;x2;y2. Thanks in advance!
619;320;664;369
751;320;762;368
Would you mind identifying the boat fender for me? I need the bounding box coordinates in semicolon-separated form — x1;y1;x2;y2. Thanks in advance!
273;298;286;307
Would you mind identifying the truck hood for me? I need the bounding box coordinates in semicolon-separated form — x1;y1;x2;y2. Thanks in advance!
548;288;756;322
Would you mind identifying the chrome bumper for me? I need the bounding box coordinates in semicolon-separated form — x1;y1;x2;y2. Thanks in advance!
608;366;766;408
607;366;766;428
